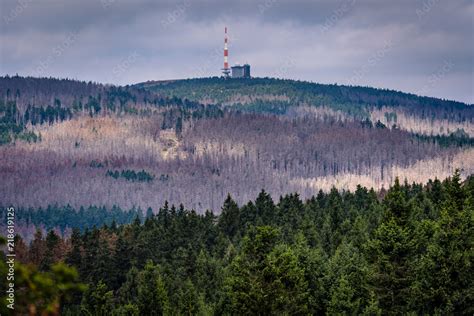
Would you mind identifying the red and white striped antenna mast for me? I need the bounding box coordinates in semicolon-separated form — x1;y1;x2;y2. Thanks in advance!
222;26;230;78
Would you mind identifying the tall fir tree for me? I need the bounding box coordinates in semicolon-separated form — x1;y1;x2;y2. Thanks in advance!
218;194;240;239
367;178;415;313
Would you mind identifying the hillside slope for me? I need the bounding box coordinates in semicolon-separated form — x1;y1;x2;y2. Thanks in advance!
138;77;474;136
0;76;473;212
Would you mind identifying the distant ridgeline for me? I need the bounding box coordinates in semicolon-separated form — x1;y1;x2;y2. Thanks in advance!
136;77;471;116
138;77;474;138
0;76;223;144
1;75;473;146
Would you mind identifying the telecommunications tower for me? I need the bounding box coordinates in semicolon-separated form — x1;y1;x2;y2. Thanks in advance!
222;27;230;78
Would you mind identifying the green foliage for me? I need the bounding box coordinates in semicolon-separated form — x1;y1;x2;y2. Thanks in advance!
39;230;61;270
414;129;474;148
136;261;169;316
410;171;474;314
0;130;11;145
89;160;104;168
222;226;309;315
15;131;40;143
0;205;141;232
80;280;114;315
139;77;471;119
218;194;240;239
327;276;360;314
231;99;291;114
160;103;223;131
326;241;370;314
25;103;73;125
384;111;397;123
7;174;474;314
0;99;22;145
0;253;85;316
375;120;387;129
106;169;154;182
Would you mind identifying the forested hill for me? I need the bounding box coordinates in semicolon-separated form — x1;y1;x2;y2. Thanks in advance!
136;77;472;116
0;75;181;113
137;77;474;138
0;76;221;144
1;75;473;212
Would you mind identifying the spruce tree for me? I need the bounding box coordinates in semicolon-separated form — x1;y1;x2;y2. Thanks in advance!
367;178;414;313
411;171;473;314
66;228;82;268
40;230;60;270
218;194;240;239
223;226;309;314
136;261;170;316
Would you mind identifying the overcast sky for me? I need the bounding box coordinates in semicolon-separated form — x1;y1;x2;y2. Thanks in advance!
1;0;473;103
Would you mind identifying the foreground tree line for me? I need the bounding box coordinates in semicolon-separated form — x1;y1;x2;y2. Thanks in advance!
1;172;473;315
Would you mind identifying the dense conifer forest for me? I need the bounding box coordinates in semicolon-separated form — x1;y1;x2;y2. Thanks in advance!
1;173;473;315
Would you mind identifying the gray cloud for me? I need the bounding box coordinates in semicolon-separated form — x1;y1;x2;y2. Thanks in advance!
0;0;472;103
